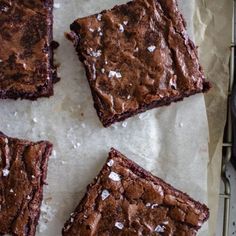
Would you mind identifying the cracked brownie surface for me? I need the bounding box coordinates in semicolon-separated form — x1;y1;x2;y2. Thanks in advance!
62;148;209;236
0;132;52;236
69;0;211;127
0;0;58;100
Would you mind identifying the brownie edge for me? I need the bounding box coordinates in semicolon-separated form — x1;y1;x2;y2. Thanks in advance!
62;148;209;235
0;132;53;236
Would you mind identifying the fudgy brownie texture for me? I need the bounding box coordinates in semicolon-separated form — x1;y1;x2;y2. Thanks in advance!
69;0;210;127
0;0;59;100
62;148;209;235
0;132;53;236
69;0;211;127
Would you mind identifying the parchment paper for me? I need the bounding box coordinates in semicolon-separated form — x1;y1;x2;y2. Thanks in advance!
0;0;231;235
194;1;232;235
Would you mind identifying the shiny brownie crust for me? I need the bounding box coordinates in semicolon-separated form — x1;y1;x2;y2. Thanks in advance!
0;0;58;100
62;148;209;235
0;132;52;236
69;0;211;127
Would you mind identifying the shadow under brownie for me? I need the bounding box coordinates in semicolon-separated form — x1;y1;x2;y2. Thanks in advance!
0;0;59;100
0;132;52;236
62;148;209;235
69;0;211;127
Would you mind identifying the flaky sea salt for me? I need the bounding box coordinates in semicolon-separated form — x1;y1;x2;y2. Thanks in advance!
138;113;150;120
122;121;128;128
101;189;110;200
101;68;105;73
0;59;2;63
146;203;151;207
151;203;159;209
115;222;124;230
155;225;165;233
32;118;38;123
54;3;61;9
73;142;81;149
63;224;71;232
116;72;122;78
108;171;121;181
89;49;102;58
169;77;177;89
89;28;94;32
118;24;124;32
134;47;139;52
10;189;14;193
147;45;156;52
123;21;128;25
107;159;114;167
27;195;31;200
22;63;27;69
92;63;96;80
111;124;118;130
97;14;102;21
0;5;9;12
99;32;103;36
2;168;9;177
162;221;169;225
51;150;57;159
108;71;122;79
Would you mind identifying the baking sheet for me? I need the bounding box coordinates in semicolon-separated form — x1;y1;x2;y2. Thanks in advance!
0;0;231;235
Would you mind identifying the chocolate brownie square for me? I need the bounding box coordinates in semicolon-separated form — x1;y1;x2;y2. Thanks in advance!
0;0;58;100
69;0;211;127
62;148;209;235
0;132;53;236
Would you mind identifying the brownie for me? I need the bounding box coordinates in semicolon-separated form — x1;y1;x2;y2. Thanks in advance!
69;0;211;127
62;148;209;235
0;0;59;100
0;132;53;236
